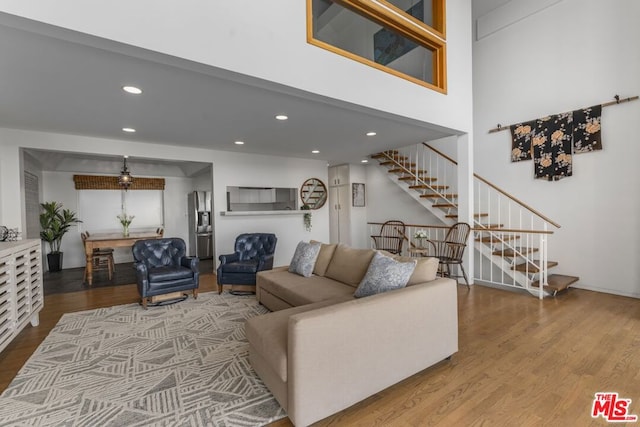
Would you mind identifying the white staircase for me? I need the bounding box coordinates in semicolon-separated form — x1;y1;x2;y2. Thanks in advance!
371;144;579;298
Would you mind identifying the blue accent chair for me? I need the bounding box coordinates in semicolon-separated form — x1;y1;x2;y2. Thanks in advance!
217;233;277;294
132;237;199;308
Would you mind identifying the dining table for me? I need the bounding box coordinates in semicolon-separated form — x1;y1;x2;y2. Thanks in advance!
83;231;162;285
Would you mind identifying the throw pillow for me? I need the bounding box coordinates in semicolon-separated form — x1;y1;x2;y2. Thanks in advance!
354;252;416;298
310;240;338;276
288;241;322;277
392;254;439;285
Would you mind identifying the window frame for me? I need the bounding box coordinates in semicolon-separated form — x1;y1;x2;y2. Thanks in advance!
306;0;447;93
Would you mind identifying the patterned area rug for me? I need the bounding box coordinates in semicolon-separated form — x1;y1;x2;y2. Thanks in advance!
0;293;286;426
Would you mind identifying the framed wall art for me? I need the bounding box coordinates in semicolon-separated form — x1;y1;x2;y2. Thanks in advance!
352;183;365;207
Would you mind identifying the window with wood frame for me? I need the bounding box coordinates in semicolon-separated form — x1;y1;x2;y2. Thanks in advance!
307;0;446;93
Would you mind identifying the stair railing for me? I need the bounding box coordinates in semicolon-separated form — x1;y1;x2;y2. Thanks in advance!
368;222;552;299
375;143;561;298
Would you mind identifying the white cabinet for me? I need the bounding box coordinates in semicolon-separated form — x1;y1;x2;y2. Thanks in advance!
230;188;276;203
259;188;276;203
328;165;353;245
328;164;350;187
0;239;43;354
329;186;352;245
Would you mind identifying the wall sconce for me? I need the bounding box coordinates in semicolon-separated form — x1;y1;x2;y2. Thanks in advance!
118;156;134;190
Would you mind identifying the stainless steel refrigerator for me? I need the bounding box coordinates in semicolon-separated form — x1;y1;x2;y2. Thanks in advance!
187;191;213;259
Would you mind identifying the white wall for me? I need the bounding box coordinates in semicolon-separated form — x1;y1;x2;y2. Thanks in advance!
473;0;640;297
0;0;474;134
0;127;330;271
212;151;329;267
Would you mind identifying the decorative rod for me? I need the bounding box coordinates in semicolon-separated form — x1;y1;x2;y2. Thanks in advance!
488;95;639;134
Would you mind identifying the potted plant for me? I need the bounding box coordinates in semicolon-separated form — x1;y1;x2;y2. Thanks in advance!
301;204;312;232
39;201;82;272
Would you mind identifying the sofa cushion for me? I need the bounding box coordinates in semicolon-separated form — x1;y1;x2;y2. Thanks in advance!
396;256;439;285
288;241;322;277
245;298;349;383
354;252;416;298
219;259;259;274
310;241;337;276
148;265;194;282
258;269;354;307
324;245;376;287
378;251;440;285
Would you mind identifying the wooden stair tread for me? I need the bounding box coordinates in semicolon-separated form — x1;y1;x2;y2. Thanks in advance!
380;161;416;167
371;151;399;159
399;176;437;182
446;213;487;218
512;261;558;273
389;168;427;174
531;274;579;292
476;235;520;243
421;193;458;199
492;247;539;257
476;224;504;229
372;155;407;161
408;185;430;189
433;203;457;208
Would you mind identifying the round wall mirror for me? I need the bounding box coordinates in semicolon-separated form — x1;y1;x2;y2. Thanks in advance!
300;178;328;209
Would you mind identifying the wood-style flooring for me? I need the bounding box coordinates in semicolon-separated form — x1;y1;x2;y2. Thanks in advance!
1;281;639;426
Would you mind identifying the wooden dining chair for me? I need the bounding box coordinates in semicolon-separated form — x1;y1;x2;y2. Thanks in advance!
81;232;115;281
370;220;406;255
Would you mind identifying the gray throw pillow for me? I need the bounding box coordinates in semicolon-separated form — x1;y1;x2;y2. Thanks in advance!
288;241;322;277
354;252;416;298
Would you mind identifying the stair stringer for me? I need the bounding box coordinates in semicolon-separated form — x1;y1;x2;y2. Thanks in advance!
380;170;455;226
473;242;550;297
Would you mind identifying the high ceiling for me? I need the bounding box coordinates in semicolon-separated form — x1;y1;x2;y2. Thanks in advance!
0;12;456;171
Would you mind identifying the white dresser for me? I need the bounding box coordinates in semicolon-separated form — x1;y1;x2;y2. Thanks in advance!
0;239;43;353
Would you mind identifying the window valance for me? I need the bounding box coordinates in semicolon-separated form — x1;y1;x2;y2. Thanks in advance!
73;175;165;190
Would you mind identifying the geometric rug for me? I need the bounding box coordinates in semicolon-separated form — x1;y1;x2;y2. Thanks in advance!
0;292;286;426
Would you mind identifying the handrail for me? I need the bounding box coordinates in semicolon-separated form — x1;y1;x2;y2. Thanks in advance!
423;143;458;165
368;222;553;234
369;222;451;229
421;142;561;228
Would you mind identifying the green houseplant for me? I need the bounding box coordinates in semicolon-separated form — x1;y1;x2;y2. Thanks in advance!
301;204;312;232
39;201;82;271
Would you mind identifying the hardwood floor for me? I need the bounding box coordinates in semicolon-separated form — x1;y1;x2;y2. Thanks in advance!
2;281;639;426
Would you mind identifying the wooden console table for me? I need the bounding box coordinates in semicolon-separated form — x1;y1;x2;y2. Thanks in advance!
83;231;161;285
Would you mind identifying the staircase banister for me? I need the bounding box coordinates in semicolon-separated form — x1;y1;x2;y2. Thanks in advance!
422;143;458;165
474;227;554;235
368;222;451;229
472;175;561;228
421;142;561;229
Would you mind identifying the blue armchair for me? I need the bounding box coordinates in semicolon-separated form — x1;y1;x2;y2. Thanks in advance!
217;233;277;294
132;237;199;308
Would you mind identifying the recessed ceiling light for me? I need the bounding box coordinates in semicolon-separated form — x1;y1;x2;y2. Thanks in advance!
275;115;288;121
361;159;369;163
122;127;136;133
311;150;320;154
366;131;377;136
234;141;245;145
122;86;142;95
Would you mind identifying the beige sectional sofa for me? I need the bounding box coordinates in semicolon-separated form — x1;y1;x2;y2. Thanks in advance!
245;243;458;427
